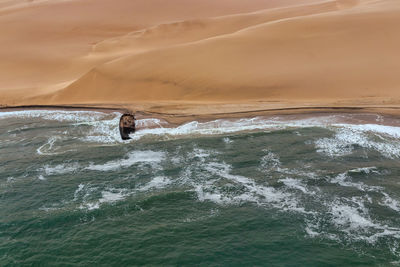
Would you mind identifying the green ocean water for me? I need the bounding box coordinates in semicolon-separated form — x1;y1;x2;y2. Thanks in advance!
1;110;400;266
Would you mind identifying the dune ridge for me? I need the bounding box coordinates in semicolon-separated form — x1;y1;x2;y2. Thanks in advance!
1;0;400;116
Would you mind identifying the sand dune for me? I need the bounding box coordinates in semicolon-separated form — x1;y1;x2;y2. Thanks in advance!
1;0;297;102
1;0;400;115
91;1;336;58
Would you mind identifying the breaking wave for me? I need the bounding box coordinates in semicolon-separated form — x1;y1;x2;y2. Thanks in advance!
3;109;400;259
3;110;400;158
0;110;114;122
86;150;165;172
42;162;80;176
315;126;400;158
69;146;400;252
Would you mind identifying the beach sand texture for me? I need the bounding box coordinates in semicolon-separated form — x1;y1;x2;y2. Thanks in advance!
1;0;399;114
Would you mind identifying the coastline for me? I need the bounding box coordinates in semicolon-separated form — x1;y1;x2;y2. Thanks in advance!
2;102;400;127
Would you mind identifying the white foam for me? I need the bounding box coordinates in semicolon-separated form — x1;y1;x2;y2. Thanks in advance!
381;192;400;212
182;209;219;223
73;183;85;201
305;223;320;238
83;202;99;210
127;116;333;141
138;176;171;192
39;206;60;212
42;163;79;175
337;124;400;139
315;129;364;157
329;197;400;243
78;114;123;144
204;162;287;204
0;179;9;189
329;169;400;214
222;137;233;144
74;183;99;209
0;110;111;122
315;125;400;158
6;111;400;150
99;190;126;203
37;136;57;155
280;178;315;195
79;187;128;210
189;147;215;162
86;150;165;171
348;167;378;174
193;160;311;213
260;149;281;170
0;110;125;144
329;172;382;192
331;198;377;230
195;185;231;204
158;146;310;213
74;176;173;210
259;149;319;180
301;195;400;245
135;118;167;128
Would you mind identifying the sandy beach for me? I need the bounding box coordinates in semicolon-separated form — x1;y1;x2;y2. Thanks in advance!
1;0;400;119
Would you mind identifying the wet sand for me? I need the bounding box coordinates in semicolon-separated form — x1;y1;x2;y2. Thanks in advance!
3;103;400;128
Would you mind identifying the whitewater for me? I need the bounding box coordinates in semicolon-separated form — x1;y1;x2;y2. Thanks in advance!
1;110;400;265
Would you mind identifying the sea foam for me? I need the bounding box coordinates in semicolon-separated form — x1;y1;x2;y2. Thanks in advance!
0;110;111;122
86;150;165;171
315;125;400;158
42;163;80;175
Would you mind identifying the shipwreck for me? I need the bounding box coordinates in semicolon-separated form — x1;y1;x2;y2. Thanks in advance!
119;113;136;140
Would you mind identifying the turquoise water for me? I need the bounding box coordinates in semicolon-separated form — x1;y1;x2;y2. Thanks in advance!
1;110;400;265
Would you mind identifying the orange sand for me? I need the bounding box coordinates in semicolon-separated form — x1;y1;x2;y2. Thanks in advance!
1;0;400;116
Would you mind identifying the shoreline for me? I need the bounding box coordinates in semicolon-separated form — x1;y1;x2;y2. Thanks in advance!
2;103;400;127
0;104;130;114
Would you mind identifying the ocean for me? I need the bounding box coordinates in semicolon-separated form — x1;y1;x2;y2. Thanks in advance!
1;110;400;265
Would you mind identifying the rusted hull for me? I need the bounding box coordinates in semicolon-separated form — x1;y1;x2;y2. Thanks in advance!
119;113;136;140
